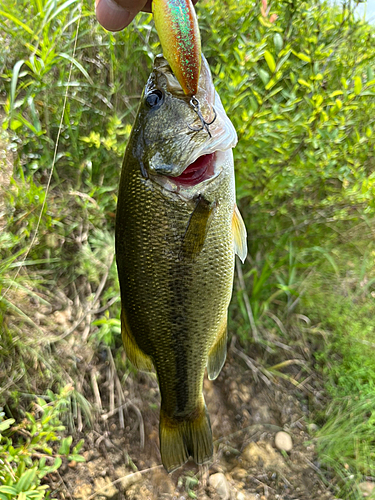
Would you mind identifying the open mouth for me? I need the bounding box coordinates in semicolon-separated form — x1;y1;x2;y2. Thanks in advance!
169;153;216;187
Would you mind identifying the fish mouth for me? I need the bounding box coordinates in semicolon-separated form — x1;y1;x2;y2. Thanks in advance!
148;88;236;197
170;153;216;187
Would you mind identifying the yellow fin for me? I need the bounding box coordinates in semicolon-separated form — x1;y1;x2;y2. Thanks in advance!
207;319;227;381
159;398;213;472
232;204;247;263
180;195;216;261
121;309;153;372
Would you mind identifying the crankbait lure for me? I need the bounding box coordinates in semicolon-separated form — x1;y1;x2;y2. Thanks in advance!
152;0;216;135
152;0;201;96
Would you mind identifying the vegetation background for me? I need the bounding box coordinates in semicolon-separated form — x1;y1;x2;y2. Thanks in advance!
1;0;375;498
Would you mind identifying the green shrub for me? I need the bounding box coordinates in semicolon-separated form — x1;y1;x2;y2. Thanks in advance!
0;386;84;500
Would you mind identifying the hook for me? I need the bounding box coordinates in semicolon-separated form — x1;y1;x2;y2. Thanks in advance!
188;96;217;138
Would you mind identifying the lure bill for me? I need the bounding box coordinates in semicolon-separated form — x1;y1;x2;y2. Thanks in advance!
152;0;201;96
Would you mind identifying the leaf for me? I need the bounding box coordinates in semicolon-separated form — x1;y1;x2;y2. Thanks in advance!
258;68;270;85
0;10;34;35
0;486;18;495
298;79;311;88
16;468;37;493
354;76;362;95
39;457;62;478
0;418;15;432
265;78;276;90
68;454;86;462
10;60;25;114
58;436;73;455
58;53;94;85
72;439;84;454
296;52;311;63
273;33;283;53
264;50;276;73
329;90;344;98
45;0;79;24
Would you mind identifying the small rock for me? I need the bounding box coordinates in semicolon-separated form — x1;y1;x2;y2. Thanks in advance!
359;481;375;497
93;477;118;498
307;423;319;433
231;467;248;480
209;472;230;500
275;431;293;452
237;491;258;500
242;441;285;470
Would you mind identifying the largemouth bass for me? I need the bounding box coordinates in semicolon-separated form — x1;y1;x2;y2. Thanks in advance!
115;54;247;472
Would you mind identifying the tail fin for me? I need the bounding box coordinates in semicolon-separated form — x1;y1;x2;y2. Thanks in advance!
159;398;213;473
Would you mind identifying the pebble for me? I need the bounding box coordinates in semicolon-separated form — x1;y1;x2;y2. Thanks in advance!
209;472;231;500
242;441;285;469
275;431;293;452
307;423;319;433
359;482;375;497
237;491;258;500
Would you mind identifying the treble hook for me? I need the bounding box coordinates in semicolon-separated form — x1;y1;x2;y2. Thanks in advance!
188;96;217;138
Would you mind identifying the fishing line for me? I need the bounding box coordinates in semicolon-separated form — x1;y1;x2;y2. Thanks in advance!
2;3;82;299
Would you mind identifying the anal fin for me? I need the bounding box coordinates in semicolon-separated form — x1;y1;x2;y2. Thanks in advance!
232;204;247;263
121;308;153;372
159;397;213;473
207;317;227;380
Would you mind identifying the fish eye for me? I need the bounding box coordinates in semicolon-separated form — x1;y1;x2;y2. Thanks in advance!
145;89;164;109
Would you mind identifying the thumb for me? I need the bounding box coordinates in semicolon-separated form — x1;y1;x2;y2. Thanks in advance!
95;0;138;31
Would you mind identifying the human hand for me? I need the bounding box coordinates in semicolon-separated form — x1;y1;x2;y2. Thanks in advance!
95;0;198;32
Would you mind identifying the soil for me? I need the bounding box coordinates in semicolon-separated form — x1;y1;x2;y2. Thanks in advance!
49;347;339;500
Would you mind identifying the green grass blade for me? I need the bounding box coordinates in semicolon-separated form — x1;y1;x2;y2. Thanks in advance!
10;60;25;114
46;0;79;25
58;53;94;85
0;10;35;36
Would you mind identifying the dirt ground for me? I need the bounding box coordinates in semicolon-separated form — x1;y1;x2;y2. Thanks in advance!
49;347;339;500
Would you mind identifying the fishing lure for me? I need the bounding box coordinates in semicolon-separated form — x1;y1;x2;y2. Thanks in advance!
152;0;201;96
152;0;216;135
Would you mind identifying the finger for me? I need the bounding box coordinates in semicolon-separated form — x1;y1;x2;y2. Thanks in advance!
95;0;146;31
96;0;199;32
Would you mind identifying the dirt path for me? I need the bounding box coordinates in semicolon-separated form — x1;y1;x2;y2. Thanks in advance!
53;350;338;500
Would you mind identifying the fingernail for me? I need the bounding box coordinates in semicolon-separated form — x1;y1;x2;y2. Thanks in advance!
95;0;135;31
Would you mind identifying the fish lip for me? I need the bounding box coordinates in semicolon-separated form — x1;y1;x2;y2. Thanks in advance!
149;149;228;199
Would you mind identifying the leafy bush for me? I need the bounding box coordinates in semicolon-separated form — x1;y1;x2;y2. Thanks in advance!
0;386;84;500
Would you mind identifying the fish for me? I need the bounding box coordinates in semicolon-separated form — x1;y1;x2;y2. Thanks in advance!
152;0;201;96
115;53;247;472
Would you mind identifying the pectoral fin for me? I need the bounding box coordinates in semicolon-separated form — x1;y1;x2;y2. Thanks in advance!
207;316;227;380
121;309;153;372
232;204;247;263
179;195;216;261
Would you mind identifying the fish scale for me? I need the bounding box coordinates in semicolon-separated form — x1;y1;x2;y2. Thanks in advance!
115;54;247;472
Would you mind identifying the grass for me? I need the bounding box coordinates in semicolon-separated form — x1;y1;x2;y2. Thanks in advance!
1;0;375;498
298;238;375;498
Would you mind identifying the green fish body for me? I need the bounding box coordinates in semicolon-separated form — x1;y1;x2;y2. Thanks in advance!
115;55;247;472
